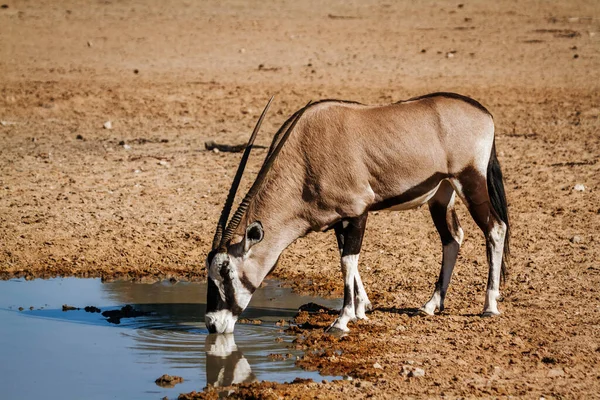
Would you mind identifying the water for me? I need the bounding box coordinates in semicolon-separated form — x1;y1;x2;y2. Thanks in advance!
0;278;342;400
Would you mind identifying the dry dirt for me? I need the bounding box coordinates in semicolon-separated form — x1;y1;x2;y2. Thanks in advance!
1;0;599;398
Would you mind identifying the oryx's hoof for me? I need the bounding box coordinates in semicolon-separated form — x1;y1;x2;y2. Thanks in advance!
481;310;501;318
415;308;434;317
325;319;350;334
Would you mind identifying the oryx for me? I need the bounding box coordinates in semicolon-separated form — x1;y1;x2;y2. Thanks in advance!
205;93;510;333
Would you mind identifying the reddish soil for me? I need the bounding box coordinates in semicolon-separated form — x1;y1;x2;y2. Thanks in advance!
1;0;599;398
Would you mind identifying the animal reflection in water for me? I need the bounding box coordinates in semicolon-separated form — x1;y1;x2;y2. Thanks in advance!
205;334;256;388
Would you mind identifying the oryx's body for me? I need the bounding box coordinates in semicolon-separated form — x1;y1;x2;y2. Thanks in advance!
206;93;510;333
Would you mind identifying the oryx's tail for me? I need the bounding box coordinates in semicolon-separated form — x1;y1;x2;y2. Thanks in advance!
487;142;510;283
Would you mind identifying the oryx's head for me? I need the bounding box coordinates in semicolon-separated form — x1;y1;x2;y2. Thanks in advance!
205;97;309;334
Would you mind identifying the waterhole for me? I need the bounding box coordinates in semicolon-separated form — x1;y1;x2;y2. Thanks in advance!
0;278;342;399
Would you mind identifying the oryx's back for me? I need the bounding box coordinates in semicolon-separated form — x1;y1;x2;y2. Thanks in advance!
286;93;495;219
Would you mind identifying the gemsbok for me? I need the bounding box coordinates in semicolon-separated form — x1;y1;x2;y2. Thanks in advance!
205;93;510;333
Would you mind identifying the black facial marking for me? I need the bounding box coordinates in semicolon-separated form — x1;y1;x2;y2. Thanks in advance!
206;277;221;313
210;258;244;316
240;273;257;293
206;249;217;268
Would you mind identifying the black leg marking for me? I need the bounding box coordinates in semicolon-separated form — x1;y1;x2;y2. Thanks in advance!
421;180;462;315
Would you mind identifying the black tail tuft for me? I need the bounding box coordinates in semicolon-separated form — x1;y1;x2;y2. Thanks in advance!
487;143;510;284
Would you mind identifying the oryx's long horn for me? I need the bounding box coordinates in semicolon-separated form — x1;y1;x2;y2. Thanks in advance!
219;101;312;251
211;96;274;251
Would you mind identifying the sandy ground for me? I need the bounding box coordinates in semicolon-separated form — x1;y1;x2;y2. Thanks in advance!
1;0;599;398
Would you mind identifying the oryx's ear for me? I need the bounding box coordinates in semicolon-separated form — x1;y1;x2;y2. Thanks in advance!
244;221;264;253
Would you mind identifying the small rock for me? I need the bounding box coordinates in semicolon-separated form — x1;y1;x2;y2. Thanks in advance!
373;362;383;369
239;48;246;54
547;368;564;378
158;160;169;167
1;4;8;9
155;374;184;388
87;41;93;47
76;134;84;140
409;367;425;377
573;184;585;192
355;380;372;388
18;307;24;311
103;121;112;129
570;235;582;244
133;69;139;74
123;144;131;150
0;120;10;126
212;148;220;153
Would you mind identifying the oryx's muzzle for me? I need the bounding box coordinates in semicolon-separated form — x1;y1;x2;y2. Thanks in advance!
205;309;237;334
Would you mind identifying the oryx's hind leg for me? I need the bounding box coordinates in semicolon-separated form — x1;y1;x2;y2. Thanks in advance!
420;180;464;315
451;168;507;316
328;213;370;332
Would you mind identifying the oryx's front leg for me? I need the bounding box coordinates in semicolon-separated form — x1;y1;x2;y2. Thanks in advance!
328;213;370;332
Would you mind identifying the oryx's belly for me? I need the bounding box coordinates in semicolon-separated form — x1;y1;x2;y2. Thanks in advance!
382;182;443;211
369;173;449;212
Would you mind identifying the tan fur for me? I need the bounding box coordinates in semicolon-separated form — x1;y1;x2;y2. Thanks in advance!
232;95;494;286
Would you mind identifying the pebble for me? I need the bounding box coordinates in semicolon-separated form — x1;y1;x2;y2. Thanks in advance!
103;121;112;129
409;367;426;377
547;368;565;378
212;148;220;153
570;235;582;244
573;184;585;192
123;144;131;150
373;362;383;369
